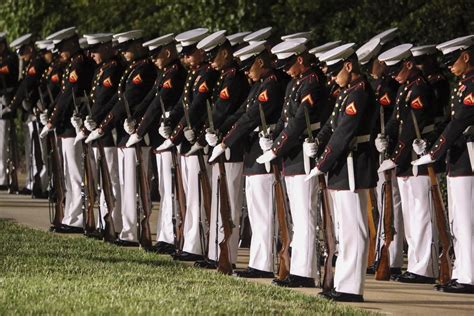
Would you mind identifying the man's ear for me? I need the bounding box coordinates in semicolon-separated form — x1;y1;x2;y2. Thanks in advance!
462;51;470;64
257;57;264;68
165;48;171;58
405;60;414;70
297;56;304;65
345;61;353;73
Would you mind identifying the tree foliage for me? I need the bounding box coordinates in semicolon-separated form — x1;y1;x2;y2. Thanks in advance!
0;0;472;49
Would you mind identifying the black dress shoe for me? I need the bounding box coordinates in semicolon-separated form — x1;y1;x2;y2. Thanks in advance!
173;251;204;261
18;187;32;195
0;185;9;191
441;280;474;294
390;267;402;275
53;225;84;234
32;191;49;199
366;264;376;274
233;267;274;278
194;259;218;269
319;289;364;302
114;239;140;247
84;229;105;240
272;274;316;288
146;241;176;254
396;271;436;284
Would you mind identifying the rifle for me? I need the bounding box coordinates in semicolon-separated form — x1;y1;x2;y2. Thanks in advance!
73;92;96;234
123;94;152;248
183;101;212;253
367;189;378;269
374;105;394;280
1;75;19;194
159;97;186;252
207;100;233;274
84;90;116;241
258;102;290;280
29;87;45;197
410;108;452;285
302;105;335;289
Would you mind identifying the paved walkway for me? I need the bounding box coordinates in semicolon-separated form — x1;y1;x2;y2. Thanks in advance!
1;190;473;315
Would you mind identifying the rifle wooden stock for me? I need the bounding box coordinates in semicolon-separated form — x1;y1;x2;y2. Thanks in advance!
82;141;96;234
216;157;233;275
375;170;393;281
97;140;116;242
319;175;335;292
171;148;187;251
367;189;378;267
136;145;152;248
49;133;65;228
273;163;291;281
427;165;452;285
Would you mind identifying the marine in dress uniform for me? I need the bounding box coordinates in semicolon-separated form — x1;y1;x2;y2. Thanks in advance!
209;41;284;278
257;39;329;287
86;30;157;246
79;33;125;236
357;33;404;275
7;34;48;197
0;32;19;191
126;33;187;254
156;28;218;261
192;31;250;269
40;27;95;234
307;43;378;302
413;35;474;294
377;44;439;284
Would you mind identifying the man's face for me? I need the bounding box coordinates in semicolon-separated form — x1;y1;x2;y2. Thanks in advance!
211;48;227;71
19;46;33;62
43;51;53;64
123;50;134;62
334;61;351;88
450;51;470;77
285;56;303;78
154;48;170;69
394;61;412;84
184;48;203;68
370;59;386;80
91;46;104;64
59;50;71;63
245;58;263;82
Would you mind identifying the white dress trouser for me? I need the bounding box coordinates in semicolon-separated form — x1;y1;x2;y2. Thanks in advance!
397;176;438;277
286;175;318;278
181;155;208;255
60;137;84;227
447;176;474;285
117;147;149;242
92;147;123;233
24;119;49;192
155;151;175;244
207;162;244;264
376;169;404;268
331;189;369;295
0;119;10;185
246;173;275;272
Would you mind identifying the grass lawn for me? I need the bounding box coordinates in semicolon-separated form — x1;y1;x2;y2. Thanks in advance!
0;220;370;315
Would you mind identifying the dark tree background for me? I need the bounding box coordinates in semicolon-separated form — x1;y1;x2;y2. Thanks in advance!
0;0;472;48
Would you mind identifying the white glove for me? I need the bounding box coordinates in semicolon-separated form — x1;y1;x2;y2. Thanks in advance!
184;127;195;142
85;129;103;144
71;115;82;129
155;139;174;151
74;130;87;145
412;138;427;155
375;133;388;153
123;118;136;135
186;142;204;156
159;122;171;139
205;129;219;147
39;113;49;126
378;159;397;173
39;125;51;138
412;154;434;166
259;136;273;152
126;133;142;147
303;139;318;158
84;116;97;132
256;150;276;164
304;167;324;181
209;143;226;163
